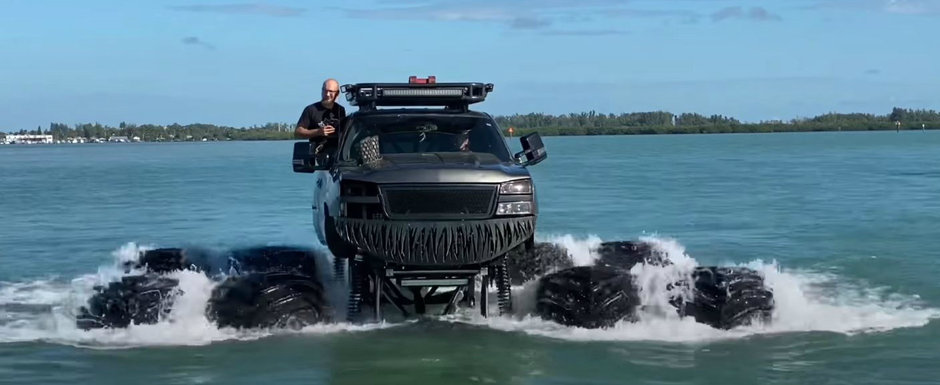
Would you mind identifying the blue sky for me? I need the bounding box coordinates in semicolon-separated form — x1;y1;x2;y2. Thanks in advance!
1;0;937;130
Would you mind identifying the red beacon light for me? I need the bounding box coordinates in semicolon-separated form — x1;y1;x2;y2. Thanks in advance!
408;75;437;84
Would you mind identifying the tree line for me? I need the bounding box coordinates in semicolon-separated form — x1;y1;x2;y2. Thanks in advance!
2;107;937;141
493;107;939;136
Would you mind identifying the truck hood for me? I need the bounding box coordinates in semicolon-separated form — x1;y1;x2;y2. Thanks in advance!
337;153;530;184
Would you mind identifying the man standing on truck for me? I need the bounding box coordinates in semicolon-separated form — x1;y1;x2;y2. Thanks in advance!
294;78;346;141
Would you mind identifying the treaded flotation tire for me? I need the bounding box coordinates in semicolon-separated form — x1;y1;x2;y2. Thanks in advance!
595;241;669;270
678;267;774;329
121;248;190;274
208;271;329;329
505;241;574;285
228;246;322;277
535;266;639;329
137;248;188;273
76;274;181;330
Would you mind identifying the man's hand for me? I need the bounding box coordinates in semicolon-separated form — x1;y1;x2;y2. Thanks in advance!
294;125;335;139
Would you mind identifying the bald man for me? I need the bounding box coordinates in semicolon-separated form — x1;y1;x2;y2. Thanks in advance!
295;78;346;140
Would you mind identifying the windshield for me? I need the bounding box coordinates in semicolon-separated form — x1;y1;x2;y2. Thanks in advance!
340;114;513;163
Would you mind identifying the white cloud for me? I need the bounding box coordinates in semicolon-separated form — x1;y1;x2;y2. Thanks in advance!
169;4;306;17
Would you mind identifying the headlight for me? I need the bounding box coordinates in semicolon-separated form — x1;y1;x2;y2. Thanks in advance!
499;179;532;194
497;201;533;215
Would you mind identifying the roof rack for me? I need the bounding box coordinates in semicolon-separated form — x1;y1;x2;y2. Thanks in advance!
342;76;494;111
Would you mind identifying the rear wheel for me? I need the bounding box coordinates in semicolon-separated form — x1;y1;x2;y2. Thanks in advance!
678;267;774;329
76;274;181;329
208;271;329;329
535;266;639;329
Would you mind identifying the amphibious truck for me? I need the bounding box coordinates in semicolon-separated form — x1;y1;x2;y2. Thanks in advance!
75;77;773;331
292;76;547;320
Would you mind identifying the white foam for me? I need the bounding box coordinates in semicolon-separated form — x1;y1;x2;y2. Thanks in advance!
461;235;940;343
0;243;399;349
0;279;71;305
750;261;939;334
630;236;698;321
538;233;603;266
2;237;938;347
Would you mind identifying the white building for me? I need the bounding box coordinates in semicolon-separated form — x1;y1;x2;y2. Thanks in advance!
2;134;54;144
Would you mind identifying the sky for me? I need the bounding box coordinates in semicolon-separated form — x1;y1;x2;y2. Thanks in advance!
1;0;937;130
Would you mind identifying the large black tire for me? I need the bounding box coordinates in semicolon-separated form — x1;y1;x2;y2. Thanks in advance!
595;241;669;270
506;240;668;286
208;272;329;329
228;246;322;278
120;248;193;274
677;267;774;329
535;266;640;329
76;274;181;330
533;264;775;330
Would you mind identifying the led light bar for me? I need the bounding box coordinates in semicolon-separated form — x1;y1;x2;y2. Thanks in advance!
342;77;494;111
381;88;466;97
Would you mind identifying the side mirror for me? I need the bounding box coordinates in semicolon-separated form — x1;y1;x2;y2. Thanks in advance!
292;141;331;173
514;132;547;167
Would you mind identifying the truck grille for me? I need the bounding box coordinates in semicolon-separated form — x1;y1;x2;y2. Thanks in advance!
336;217;536;266
380;185;496;219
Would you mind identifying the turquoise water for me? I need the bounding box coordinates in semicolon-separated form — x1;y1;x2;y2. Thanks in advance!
1;131;939;384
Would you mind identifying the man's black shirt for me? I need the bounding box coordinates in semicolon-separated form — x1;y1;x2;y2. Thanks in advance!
297;101;346;143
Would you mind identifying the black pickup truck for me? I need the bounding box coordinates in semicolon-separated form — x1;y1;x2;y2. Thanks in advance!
292;77;548;320
74;77;773;331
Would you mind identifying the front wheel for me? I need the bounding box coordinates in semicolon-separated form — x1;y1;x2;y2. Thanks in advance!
208;271;329;329
534;266;639;329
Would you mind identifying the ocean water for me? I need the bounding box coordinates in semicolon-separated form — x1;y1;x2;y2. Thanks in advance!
1;131;938;384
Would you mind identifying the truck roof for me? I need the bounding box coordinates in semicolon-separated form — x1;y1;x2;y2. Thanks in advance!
342;76;494;112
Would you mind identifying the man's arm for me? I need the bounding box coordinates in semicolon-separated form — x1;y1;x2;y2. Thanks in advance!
295;125;325;139
294;105;326;139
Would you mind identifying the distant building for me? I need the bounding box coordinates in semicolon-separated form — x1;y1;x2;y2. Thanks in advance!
108;136;129;142
2;134;54;144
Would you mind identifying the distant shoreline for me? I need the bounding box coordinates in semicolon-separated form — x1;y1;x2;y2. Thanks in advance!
2;125;936;146
2;107;937;142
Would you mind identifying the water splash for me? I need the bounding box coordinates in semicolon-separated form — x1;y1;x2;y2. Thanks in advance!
537;233;603;266
0;242;397;349
473;234;940;343
1;237;938;347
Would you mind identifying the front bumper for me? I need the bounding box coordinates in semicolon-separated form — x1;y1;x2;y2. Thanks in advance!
335;216;535;266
